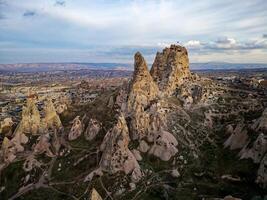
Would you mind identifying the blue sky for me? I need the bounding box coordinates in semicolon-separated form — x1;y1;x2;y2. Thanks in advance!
0;0;267;64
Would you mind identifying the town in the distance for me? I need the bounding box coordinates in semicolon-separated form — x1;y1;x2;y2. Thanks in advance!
0;45;267;200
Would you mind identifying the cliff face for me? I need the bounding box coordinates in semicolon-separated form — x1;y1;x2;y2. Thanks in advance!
150;44;191;96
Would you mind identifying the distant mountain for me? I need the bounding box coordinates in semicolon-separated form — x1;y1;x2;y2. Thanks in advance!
0;63;132;72
0;62;266;72
190;62;267;70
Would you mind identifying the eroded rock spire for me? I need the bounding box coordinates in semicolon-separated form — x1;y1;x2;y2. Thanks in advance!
127;52;159;113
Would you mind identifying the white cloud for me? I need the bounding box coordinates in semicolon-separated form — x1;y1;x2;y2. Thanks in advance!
0;0;267;63
185;40;202;49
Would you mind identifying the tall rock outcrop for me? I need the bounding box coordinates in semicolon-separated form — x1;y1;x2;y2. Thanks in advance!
126;52;179;161
127;52;159;140
127;52;159;113
14;97;41;135
150;44;191;96
12;97;62;137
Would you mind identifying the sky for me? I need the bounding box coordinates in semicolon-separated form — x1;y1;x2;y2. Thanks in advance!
0;0;267;64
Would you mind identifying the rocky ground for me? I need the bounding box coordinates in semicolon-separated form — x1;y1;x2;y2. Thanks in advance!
0;45;267;200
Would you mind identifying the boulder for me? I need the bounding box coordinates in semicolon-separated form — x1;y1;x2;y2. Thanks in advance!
148;130;178;161
132;149;142;161
138;140;150;153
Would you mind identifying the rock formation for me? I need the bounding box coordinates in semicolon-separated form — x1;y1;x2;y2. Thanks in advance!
0;137;16;167
0;132;29;170
224;115;267;188
132;149;142;161
99;114;142;182
68;116;83;141
10;130;29;152
11;97;62;138
256;153;267;188
0;117;13;135
115;81;129;112
176;83;203;109
148;130;178;161
90;188;102;200
239;133;267;163
223;195;242;200
56;103;67;114
127;52;159;113
33;133;54;157
125;51;179;161
150;44;191;96
23;154;42;172
138;140;150;153
252;108;267;132
224;122;249;150
43;98;62;130
84;119;101;141
0;96;63;172
127;52;159;140
14;97;41;135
